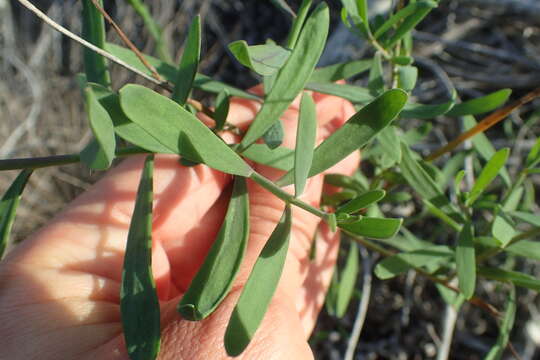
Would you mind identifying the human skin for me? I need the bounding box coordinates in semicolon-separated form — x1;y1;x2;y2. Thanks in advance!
0;87;359;360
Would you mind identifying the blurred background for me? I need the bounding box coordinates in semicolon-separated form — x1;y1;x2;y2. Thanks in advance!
1;0;539;358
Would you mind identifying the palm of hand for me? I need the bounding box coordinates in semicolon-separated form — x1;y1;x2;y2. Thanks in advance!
0;90;358;360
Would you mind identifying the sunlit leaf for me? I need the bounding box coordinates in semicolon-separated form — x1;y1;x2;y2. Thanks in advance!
80;86;116;170
0;169;32;258
447;89;512;117
178;177;249;320
278;89;407;186
480;267;540;292
119;84;252;176
309;59;371;83
294;93;317;196
492;215;517;247
241;144;294;171
340;217;402;239
374;245;452;280
397;65;418;92
225;205;292;356
172;16;201;106
463;115;511;186
229;40;291;76
304;83;373;103
336;189;385;214
286;0;312;49
239;4;329;150
466;148;510;206
121;155;160;360
456;222;475;299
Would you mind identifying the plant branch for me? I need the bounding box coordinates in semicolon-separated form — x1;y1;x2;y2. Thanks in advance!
0;147;149;171
344;230;501;318
16;0;172;91
250;172;329;219
425;86;540;161
89;0;162;81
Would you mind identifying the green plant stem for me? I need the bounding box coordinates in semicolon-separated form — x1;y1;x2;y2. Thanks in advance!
501;170;526;206
343;230;501;317
250;171;328;219
0;147;149;171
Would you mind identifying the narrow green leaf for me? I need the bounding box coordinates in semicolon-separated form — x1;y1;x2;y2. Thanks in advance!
225;205;292;357
241;144;294;171
82;0;110;87
423;199;462;232
278;89;408;186
213;90;230;131
121;155;160;360
0;169;32;258
294;93;317;196
309;59;372;83
305;83;373;103
336;189;385;214
383;1;437;48
492;215;517;247
484;286;516;360
322;190;357;207
447;89;512;117
374;245;453;280
262;121;285;149
119;84;252;177
341;0;370;35
479;267;540;292
397;65;418;92
373;1;424;39
368;52;384;96
270;0;296;18
456;222;476;299
80;86;116;170
506;240;540;261
125;0;171;62
526;137;540;168
392;55;413;66
178;177;249;320
377;126;401;167
286;0;312;49
400;143;463;222
324;174;365;193
104;43;260;101
463;115;511;186
239;3;329;150
229;40;291;76
400;100;455;119
97;92;173;154
510;211;540;227
466;148;510;206
172;16;201;106
336;243;359;317
340;217;402;239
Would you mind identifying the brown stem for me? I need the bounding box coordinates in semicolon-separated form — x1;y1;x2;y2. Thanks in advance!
89;0;162;81
425;87;540;161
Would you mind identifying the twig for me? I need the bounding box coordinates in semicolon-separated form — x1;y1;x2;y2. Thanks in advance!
437;286;459;360
89;0;163;81
16;0;171;90
343;230;501;318
344;246;372;360
426;87;540;161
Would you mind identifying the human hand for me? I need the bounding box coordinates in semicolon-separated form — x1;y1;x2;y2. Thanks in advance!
0;87;359;360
